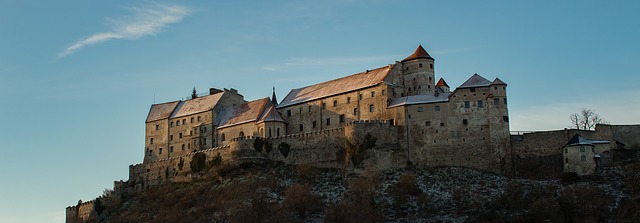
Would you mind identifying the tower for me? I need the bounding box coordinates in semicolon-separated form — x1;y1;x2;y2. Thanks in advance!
401;45;435;96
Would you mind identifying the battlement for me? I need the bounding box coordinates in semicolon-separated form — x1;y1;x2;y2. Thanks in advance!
344;119;396;126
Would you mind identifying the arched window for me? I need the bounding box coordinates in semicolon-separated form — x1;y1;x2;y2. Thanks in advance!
221;134;226;142
239;131;245;137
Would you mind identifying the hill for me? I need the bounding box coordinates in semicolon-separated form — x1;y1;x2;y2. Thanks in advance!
84;160;640;223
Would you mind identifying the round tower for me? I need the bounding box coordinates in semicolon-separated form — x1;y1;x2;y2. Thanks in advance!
401;45;435;96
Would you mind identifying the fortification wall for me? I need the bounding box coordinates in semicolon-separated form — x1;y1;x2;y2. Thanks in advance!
264;127;346;168
66;200;95;223
596;124;640;149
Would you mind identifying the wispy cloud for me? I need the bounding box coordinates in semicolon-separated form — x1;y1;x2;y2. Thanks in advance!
59;4;191;57
263;55;400;72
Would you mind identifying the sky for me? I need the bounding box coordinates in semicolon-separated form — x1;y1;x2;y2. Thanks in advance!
0;1;639;222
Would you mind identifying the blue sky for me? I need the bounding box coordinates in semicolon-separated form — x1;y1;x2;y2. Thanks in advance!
1;1;639;222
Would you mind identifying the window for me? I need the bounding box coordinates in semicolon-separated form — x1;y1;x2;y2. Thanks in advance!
188;143;190;150
299;124;304;132
504;98;508;105
170;135;173;141
430;64;433;69
193;139;197;145
565;148;568;154
312;121;317;128
425;121;431;126
464;101;470;108
494;98;500;105
369;104;374;112
339;114;345;123
176;121;180;126
299;107;303;114
440;122;445;127
503;116;509;122
463;119;468;125
277;128;280;137
150;138;154;144
170;146;173;153
326;118;331;126
435;106;440;111
191;117;194;123
371;91;375;97
221;134;225;141
478;100;484;108
565;157;568;163
333;100;337;107
202;127;207;133
239;131;245;137
287;110;291;117
197;116;201;122
382;90;386;95
359;94;363;100
181;144;185;150
159;148;162;154
354;108;358;115
322;103;326;109
155;125;159;130
269;128;272;138
417;107;423;112
419;63;423;68
190;130;193;135
182;119;186;125
580;146;585;152
308;106;312;113
179;133;182;139
202;138;206;145
170;122;174;127
470;88;476;92
581;155;586;161
347;97;351;103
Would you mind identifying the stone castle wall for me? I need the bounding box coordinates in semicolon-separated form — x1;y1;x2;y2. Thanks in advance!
65;200;95;223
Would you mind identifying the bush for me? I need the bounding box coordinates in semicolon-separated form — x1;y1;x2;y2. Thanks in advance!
253;138;264;153
296;164;318;183
278;142;290;158
284;183;322;218
389;173;421;206
561;172;580;184
206;153;223;170
190;153;206;173
264;141;273;153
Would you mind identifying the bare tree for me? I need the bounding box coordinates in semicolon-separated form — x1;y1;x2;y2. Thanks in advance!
570;108;608;130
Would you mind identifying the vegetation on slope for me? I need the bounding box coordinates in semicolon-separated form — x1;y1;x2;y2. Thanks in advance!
99;161;640;223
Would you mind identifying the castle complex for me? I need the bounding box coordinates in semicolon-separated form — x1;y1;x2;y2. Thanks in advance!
67;45;640;223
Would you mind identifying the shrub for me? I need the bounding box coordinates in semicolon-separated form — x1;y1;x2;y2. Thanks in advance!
284;183;322;218
296;164;318;183
264;141;273;153
190;153;206;173
561;172;580;184
206;153;223;170
253;138;264;153
278;142;290;158
177;157;184;170
347;133;377;167
389;173;421;206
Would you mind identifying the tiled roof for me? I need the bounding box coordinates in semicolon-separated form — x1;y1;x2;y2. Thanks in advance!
491;78;507;86
170;92;225;119
146;101;180;122
402;45;433;62
436;78;449;88
458;73;492;88
259;105;285;123
217;98;270;128
277;65;393;108
387;92;452;108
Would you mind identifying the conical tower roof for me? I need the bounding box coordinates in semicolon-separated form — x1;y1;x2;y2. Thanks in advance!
402;45;434;62
436;78;449;88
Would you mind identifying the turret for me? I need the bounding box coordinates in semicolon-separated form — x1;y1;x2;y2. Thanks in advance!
401;45;435;96
436;78;450;93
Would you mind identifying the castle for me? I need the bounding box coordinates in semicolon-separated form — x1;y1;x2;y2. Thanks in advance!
66;45;640;223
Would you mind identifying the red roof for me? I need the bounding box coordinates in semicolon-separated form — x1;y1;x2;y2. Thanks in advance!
402;45;433;62
436;78;449;88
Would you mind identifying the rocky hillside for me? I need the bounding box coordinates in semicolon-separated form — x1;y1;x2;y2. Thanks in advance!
94;161;640;223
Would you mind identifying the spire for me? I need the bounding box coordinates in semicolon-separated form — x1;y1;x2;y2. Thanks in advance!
191;87;197;99
402;44;434;62
271;86;278;106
